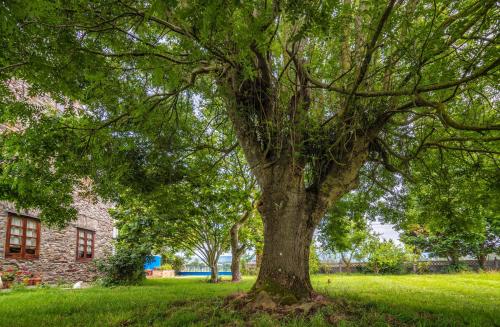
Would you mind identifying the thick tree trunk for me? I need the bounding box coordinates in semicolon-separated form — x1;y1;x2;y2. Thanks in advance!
246;155;363;300
252;183;317;300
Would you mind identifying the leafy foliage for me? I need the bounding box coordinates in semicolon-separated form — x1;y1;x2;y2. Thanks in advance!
95;246;150;286
318;192;375;268
161;252;186;273
363;240;407;274
309;243;320;274
398;150;500;265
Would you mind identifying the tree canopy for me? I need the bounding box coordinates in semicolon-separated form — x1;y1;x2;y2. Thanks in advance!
1;0;498;299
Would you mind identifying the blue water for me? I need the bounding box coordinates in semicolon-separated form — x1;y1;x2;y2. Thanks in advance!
144;255;162;270
177;271;232;276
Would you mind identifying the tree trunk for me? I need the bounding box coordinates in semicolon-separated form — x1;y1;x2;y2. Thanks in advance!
231;251;242;282
341;253;352;273
252;184;317;301
209;263;218;283
246;155;363;300
449;252;460;266
477;254;486;270
230;208;251;282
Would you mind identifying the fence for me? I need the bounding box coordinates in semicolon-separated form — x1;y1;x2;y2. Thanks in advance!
317;259;499;274
182;263;232;273
242;259;498;274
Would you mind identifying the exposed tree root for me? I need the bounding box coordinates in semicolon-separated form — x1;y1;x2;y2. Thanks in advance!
224;290;330;317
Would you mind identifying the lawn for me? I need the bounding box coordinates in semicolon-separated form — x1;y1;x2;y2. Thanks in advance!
0;273;499;327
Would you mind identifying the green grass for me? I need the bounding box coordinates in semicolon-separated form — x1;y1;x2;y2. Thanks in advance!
1;273;499;326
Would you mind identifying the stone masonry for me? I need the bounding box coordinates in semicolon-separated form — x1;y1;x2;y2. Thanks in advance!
0;194;114;283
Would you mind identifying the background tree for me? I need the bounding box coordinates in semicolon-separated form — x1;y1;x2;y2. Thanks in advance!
224;152;262;282
114;165;252;283
318;193;375;273
399;224;431;273
230;201;263;282
466;217;500;269
398;149;499;268
1;0;499;300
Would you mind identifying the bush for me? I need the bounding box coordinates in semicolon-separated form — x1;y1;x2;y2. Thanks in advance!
161;252;186;272
446;262;470;273
365;240;406;274
318;263;332;274
96;247;149;286
159;264;173;270
417;261;431;274
309;244;320;274
240;257;258;276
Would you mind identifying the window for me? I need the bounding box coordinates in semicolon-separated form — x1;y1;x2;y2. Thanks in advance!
76;228;94;261
5;213;40;259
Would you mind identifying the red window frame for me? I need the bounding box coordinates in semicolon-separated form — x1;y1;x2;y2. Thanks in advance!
5;213;41;259
76;228;95;262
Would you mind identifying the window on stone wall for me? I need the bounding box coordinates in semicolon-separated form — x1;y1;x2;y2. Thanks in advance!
76;228;95;261
5;213;40;259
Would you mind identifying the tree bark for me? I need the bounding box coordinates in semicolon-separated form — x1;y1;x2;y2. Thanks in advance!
477;254;486;270
230;208;252;282
209;262;218;283
225;63;369;301
341;253;352;273
252;174;318;300
231;251;243;282
253;209;315;300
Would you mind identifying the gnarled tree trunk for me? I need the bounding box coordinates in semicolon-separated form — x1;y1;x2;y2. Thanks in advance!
254;206;315;299
225;46;370;301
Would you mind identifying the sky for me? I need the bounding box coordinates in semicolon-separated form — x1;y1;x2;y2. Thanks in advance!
371;221;401;244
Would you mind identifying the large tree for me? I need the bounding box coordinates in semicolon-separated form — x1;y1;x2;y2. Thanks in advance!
1;1;499;300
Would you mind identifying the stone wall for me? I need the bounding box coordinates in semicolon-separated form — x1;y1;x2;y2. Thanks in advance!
0;196;114;283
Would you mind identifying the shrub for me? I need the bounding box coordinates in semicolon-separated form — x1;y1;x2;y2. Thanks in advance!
96;247;149;286
309;244;320;274
159;264;173;270
446;262;470;273
417;261;431;274
318;263;332;274
365;240;406;274
241;264;258;276
161;252;186;272
0;268;17;282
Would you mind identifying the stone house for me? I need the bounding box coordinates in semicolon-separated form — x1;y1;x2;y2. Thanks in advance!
0;81;115;283
0;195;114;283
